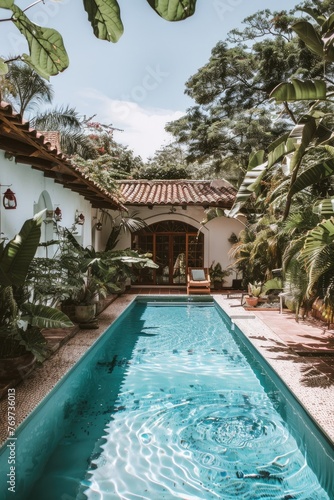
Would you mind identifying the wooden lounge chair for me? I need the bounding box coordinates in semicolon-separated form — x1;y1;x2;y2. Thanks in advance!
187;268;211;295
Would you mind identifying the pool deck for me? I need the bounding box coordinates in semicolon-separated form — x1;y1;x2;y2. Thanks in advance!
0;289;334;448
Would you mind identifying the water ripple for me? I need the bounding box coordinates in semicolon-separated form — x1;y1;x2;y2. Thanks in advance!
83;391;325;499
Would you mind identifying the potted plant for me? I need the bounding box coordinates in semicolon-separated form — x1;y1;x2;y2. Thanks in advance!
0;212;74;383
209;261;232;290
229;266;243;290
245;282;262;307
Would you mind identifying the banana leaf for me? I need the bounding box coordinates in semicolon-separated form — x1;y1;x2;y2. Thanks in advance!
289;146;334;197
270;78;326;103
0;211;44;287
226;151;266;218
20;303;74;329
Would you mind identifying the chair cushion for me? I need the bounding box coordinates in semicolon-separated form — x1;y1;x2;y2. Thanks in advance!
191;269;206;281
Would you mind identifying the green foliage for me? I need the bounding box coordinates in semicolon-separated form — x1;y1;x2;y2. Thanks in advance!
0;211;44;287
209;261;232;283
262;278;283;293
83;0;124;43
73;154;128;192
133;144;189;179
0;2;68;79
248;282;262;297
0;0;197;78
270;78;327;102
146;0;197;21
2;61;54;115
166;2;334;183
0;213;74;360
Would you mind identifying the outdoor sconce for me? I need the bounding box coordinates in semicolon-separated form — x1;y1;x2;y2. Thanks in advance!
3;188;17;209
75;210;85;225
54;206;62;221
95;221;103;231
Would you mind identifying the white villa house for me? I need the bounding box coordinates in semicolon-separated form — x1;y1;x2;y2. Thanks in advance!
0;101;243;287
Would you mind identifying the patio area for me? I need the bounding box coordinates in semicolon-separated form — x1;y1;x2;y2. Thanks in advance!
0;289;334;447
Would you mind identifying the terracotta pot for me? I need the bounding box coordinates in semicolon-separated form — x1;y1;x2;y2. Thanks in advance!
0;352;36;381
245;296;259;307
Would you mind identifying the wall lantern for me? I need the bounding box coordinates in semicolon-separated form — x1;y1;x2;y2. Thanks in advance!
54;206;62;221
75;210;85;225
3;188;17;209
95;221;103;231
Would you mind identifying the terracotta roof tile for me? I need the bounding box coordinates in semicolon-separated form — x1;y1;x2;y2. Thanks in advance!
38;131;61;153
118;179;236;207
0;101;124;210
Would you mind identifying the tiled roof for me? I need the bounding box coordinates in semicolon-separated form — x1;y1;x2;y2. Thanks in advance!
39;131;61;153
118;179;236;207
0;102;124;210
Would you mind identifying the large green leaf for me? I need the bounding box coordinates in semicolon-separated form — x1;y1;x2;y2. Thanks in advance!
0;211;44;287
146;0;197;21
289;146;334;197
299;218;334;294
299;7;326;26
287;117;317;175
226;151;267;218
323;28;334;61
21;303;74;329
292;20;334;62
313;198;334;216
322;12;334;33
83;0;124;42
11;5;69;78
291;21;325;59
320;13;334;61
267;133;296;169
270;79;326;103
0;59;8;75
0;0;14;8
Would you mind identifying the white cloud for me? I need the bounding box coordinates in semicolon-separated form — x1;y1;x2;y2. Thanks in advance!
79;89;184;161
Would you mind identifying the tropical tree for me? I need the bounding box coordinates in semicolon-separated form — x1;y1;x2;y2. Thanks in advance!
132;143;189;179
166;2;334;182
227;3;334;321
32;105;102;159
1;61;53;115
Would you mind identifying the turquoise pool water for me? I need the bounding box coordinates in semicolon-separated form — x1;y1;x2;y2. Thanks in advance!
0;297;333;499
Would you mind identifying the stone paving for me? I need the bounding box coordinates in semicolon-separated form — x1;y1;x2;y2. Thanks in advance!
0;290;333;449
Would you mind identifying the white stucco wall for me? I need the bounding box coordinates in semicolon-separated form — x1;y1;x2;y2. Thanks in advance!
1;151;244;282
0;153;93;256
105;204;243;286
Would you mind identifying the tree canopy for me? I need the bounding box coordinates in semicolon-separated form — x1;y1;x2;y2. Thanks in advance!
166;0;334;184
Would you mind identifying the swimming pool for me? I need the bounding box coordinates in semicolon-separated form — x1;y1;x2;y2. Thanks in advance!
0;296;333;499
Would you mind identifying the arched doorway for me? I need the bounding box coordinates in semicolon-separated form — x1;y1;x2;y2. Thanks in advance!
132;220;204;285
34;190;54;258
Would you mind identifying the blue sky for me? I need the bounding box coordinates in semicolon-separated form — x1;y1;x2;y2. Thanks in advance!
2;0;299;159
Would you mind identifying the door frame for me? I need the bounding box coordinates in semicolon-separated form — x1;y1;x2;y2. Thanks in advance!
132;220;204;285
